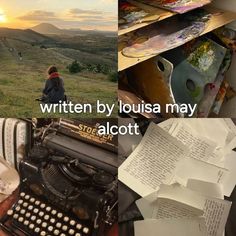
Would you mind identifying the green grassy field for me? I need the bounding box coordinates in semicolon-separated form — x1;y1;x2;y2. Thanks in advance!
0;38;117;117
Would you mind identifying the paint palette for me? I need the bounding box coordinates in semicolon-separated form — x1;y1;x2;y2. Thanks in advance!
119;0;159;29
122;9;211;58
163;38;227;110
136;0;212;14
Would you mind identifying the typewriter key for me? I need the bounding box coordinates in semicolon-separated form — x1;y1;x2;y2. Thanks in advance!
44;214;50;220
39;211;44;217
75;234;81;236
13;214;19;219
48;226;54;232
15;206;21;212
28;205;33;210
33;208;39;214
18;217;24;223
32;215;37;221
26;212;31;218
36;219;42;225
30;197;35;203
50;218;56;224
23;202;28;207
57;213;63;218
7;210;13;216
35;227;40;233
40;231;46;236
70;220;76;226
62;225;68;231
68;229;75;235
42;222;47;228
52;209;57;215
56;222;62;228
20;192;26;197
46;206;51;212
24;220;29;226
83;227;89;234
29;223;35;230
76;224;82;230
35;200;40;205
63;216;69;222
40;203;46;209
20;209;26;215
54;229;60;235
25;195;30;200
60;234;66;236
18;199;23;204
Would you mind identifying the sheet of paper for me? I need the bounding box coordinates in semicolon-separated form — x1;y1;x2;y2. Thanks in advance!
187;179;223;199
203;197;231;236
134;217;208;236
187;179;230;236
153;198;204;219
157;184;205;211
171;121;220;164
222;119;236;145
136;192;158;219
152;184;205;219
118;123;189;197
158;119;178;133
153;183;230;236
173;158;229;195
222;151;236;196
180;119;228;148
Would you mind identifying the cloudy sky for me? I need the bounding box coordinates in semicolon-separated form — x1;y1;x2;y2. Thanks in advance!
0;0;117;31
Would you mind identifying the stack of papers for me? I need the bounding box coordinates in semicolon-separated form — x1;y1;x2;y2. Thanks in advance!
118;119;236;236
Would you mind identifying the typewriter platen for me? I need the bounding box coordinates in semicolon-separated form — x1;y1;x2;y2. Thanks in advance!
0;119;118;236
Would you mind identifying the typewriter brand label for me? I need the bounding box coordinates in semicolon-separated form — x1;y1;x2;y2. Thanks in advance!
59;119;118;152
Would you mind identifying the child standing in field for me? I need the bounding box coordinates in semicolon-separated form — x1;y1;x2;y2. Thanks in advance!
40;66;65;103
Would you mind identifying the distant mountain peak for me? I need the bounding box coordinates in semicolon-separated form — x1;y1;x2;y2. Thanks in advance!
31;23;62;35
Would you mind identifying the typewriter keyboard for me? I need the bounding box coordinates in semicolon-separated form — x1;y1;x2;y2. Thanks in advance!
7;192;91;236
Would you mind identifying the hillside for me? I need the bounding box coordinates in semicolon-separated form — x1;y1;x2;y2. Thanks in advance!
0;27;54;43
0;35;117;117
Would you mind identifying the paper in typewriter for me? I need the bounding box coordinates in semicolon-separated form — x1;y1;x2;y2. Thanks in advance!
134;217;208;236
118;122;189;197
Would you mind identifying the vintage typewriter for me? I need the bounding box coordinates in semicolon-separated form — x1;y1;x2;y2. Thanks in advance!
0;118;118;236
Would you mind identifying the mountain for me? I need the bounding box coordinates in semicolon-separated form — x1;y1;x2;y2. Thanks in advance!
31;23;63;35
0;27;54;43
31;23;116;37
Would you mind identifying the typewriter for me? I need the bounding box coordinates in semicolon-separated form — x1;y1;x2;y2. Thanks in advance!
0;118;118;236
